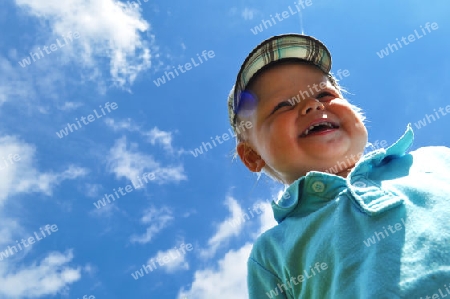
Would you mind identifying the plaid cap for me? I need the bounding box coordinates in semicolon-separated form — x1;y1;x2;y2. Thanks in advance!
227;33;332;132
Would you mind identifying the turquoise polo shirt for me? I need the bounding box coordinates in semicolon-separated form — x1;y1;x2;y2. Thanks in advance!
247;125;450;299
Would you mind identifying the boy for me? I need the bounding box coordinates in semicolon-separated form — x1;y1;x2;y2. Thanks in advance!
227;34;450;298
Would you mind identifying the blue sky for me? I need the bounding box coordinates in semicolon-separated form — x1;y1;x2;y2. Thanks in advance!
0;0;449;298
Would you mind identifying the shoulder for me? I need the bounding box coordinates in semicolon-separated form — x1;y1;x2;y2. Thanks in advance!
247;224;290;287
408;146;450;172
409;145;450;158
249;223;287;262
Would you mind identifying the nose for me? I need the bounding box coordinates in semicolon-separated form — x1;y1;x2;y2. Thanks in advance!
300;98;325;115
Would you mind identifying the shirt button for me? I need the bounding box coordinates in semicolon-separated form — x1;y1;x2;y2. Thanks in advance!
354;181;367;188
311;181;325;193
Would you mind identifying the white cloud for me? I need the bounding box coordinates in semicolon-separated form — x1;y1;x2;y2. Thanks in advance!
105;118;180;154
199;196;276;259
14;0;153;88
254;201;276;237
143;127;174;153
104;118;139;132
107;136;187;185
0;56;35;106
178;244;251;299
200;197;245;259
83;183;102;198
242;8;257;20
228;6;258;21
179;195;277;299
153;165;187;183
0;135;88;205
14;165;87;198
130;206;173;244
89;200;120;218
57;101;83;111
0;135;87;298
0;250;81;298
0;219;21;248
149;244;190;273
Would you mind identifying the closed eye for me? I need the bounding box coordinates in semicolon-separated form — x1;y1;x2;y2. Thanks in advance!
316;92;335;101
271;101;294;114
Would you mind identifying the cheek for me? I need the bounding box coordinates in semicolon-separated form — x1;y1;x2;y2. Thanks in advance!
270;111;298;133
347;111;367;136
265;123;291;151
338;107;368;144
265;117;298;152
331;102;362;126
328;103;367;138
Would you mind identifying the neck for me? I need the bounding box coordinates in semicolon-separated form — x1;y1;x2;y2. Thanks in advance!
335;166;354;178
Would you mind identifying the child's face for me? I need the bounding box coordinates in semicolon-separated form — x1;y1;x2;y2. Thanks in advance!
237;62;368;184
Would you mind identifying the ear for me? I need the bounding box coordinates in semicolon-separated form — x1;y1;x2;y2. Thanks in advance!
237;142;266;172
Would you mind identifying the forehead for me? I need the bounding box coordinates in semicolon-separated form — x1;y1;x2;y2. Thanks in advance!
247;62;333;102
236;61;330;114
247;60;327;92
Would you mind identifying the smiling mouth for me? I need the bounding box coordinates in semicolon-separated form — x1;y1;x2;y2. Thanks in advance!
300;122;339;137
